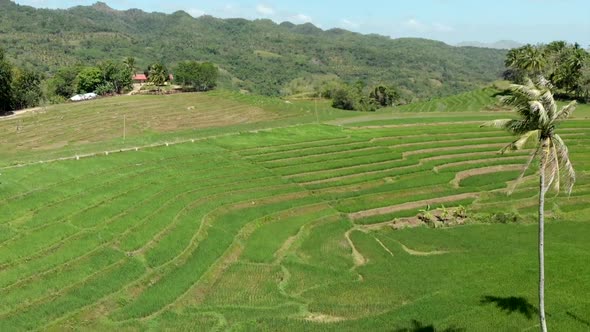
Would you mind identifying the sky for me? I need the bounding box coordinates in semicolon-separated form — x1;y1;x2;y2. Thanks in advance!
13;0;590;46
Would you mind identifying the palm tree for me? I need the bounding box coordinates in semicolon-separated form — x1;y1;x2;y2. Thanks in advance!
148;63;167;87
517;45;547;77
123;57;136;72
482;78;576;332
505;47;522;68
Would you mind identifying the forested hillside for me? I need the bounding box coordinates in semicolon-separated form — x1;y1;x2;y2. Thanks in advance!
0;0;506;98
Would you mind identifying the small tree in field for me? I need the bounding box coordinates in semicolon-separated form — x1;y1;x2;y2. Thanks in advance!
482;78;576;332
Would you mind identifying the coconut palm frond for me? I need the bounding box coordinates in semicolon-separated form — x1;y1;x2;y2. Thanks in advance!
555;100;577;122
543;140;560;194
554;134;576;194
511;82;541;100
500;95;527;110
523;78;537;90
506;119;534;135
550;142;560;193
480;119;513;128
530;101;550;127
562;156;576;195
536;76;554;90
507;145;541;195
500;130;538;153
539;90;557;120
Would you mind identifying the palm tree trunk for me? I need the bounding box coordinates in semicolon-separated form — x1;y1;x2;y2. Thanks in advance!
539;156;548;332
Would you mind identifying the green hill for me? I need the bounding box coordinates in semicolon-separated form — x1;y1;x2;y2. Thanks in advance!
0;1;506;98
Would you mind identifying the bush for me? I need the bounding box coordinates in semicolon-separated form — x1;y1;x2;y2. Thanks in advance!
473;212;521;224
95;82;115;96
331;88;355;110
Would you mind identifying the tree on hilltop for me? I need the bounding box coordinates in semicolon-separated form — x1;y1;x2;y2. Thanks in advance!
482;78;576;332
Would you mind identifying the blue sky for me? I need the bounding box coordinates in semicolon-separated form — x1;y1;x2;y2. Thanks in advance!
14;0;590;46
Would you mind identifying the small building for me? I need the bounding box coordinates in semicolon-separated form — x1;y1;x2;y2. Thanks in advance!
133;74;148;84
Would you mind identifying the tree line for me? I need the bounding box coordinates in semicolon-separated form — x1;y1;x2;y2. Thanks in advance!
0;48;219;114
504;41;590;101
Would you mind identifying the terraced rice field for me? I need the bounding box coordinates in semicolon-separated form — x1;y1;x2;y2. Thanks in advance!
0;92;589;330
0;90;354;165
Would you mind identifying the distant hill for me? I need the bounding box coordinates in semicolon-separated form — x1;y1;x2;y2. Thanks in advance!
456;40;523;50
0;1;507;98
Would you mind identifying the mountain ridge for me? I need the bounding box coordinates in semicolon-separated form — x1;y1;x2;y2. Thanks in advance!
0;1;507;98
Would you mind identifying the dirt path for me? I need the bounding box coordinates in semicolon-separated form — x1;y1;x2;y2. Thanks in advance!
0;106;44;121
398;242;449;256
127;84;142;96
344;229;367;267
374;238;395;257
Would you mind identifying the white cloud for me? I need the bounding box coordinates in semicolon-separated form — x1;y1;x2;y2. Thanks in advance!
187;8;205;17
290;13;312;23
340;19;360;29
256;4;275;16
402;18;454;33
404;18;427;31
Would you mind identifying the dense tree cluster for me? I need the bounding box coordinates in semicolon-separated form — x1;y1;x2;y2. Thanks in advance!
504;42;590;101
0;47;220;112
174;61;219;91
45;58;133;102
328;81;399;112
0;48;43;114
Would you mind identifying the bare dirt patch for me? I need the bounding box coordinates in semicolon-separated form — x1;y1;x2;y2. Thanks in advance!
305;313;346;323
348;193;479;221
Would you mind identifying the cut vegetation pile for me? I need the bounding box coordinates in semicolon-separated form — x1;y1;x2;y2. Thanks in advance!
0;90;589;330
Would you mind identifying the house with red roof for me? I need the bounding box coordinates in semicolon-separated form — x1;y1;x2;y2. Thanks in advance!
133;74;147;84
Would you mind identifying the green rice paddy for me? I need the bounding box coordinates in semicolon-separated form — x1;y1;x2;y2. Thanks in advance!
0;89;589;331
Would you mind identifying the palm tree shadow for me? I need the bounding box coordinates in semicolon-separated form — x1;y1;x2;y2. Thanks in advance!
394;320;465;332
566;311;590;327
480;295;538;319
